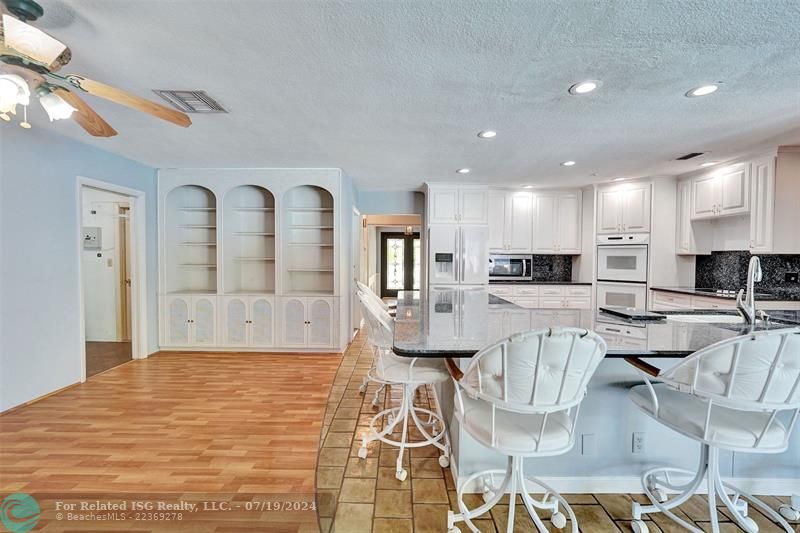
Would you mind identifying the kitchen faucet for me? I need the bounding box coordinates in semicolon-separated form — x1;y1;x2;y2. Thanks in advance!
736;255;762;324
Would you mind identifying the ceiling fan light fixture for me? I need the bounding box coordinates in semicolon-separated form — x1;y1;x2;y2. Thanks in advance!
39;90;77;121
0;74;30;114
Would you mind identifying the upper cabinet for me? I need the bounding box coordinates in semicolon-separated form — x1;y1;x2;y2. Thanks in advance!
691;163;750;220
532;191;582;254
427;185;488;224
596;182;651;234
748;157;775;253
488;191;533;252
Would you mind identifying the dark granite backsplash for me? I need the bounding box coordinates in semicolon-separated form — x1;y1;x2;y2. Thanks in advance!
695;251;800;300
530;255;572;282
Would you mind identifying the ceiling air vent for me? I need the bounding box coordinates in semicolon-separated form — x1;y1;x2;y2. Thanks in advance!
153;90;227;113
675;152;706;161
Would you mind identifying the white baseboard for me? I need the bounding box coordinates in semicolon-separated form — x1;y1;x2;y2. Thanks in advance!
455;474;799;496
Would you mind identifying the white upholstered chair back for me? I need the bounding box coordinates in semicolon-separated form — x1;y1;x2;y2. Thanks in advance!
661;327;800;410
462;328;607;413
358;292;393;351
357;281;390;312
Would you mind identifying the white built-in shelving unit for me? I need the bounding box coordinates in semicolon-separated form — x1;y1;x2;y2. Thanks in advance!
158;169;350;353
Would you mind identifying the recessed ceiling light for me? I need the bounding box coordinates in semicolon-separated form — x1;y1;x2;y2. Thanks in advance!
699;161;719;167
522;185;533;189
477;130;496;139
561;161;576;167
686;84;719;97
456;168;471;174
568;80;601;95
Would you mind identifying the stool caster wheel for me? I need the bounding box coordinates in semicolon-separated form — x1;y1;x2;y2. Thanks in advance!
359;383;367;394
438;454;449;468
653;489;668;503
482;489;495;504
551;511;567;529
740;516;758;533
371;399;380;409
780;504;800;521
357;446;368;459
395;468;407;482
631;519;649;533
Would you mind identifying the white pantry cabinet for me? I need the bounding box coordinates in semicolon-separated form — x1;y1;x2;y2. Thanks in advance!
532;191;582;254
165;294;217;346
488;190;533;252
220;295;275;347
280;296;335;348
691;163;750;220
596;182;651;234
427;185;488;224
748;157;775;253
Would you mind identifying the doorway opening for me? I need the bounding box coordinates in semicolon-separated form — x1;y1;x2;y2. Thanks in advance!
80;185;136;377
380;231;421;298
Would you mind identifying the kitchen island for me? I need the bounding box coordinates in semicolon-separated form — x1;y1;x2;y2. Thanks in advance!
391;288;800;495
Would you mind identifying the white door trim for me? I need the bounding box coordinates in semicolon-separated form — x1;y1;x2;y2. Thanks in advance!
76;176;148;382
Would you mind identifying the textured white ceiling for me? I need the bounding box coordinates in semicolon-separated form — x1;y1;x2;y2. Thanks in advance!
22;0;800;189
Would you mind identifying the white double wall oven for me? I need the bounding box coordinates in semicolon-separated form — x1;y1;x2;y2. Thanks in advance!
158;169;351;352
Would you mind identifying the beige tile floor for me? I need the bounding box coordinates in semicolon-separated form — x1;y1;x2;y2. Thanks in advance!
317;332;798;533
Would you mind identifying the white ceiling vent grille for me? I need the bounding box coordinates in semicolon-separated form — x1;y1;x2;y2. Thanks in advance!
153;90;227;113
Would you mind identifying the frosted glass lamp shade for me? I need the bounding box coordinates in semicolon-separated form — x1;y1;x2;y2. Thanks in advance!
39;91;76;121
0;74;30;114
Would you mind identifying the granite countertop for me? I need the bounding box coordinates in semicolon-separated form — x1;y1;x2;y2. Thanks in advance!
392;289;800;359
488;280;592;285
651;286;800;302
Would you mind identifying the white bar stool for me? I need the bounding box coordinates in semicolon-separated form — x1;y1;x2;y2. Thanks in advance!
356;294;451;481
625;327;800;533
445;327;608;533
356;282;395;408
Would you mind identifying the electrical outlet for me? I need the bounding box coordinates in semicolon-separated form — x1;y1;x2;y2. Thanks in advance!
632;432;645;454
581;433;596;456
785;272;799;283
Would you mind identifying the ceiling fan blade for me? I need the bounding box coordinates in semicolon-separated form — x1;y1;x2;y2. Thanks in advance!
67;75;192;128
1;14;67;67
52;87;117;137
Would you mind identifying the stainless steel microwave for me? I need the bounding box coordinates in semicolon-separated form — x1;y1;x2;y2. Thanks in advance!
488;254;533;282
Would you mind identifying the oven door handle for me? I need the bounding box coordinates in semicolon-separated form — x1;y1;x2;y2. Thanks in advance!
523;260;529;279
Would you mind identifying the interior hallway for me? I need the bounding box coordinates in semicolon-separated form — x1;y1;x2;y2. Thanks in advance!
0;349;342;532
85;341;132;377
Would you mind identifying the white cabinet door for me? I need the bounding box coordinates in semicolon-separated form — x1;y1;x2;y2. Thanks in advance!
487;191;507;252
221;296;248;346
281;297;307;347
507;192;533;252
597;189;623;234
507;310;531;335
165;295;191;346
676;180;694;254
192;296;217;345
557;192;582;253
749;158;774;253
622;184;651;232
532;193;558;253
459;189;488;224
250;296;275;347
692;174;718;220
429;188;459;224
718;164;749;216
308;297;334;347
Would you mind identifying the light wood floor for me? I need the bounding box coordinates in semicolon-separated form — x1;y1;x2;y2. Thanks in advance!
85;341;132;377
318;332;800;533
1;350;342;532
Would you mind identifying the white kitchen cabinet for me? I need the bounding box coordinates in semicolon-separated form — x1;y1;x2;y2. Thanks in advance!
532;191;582;253
691;295;736;310
490;284;591;309
676;179;696;254
748;158;775;253
650;290;693;311
280;296;335;348
165;294;217;346
596;183;651;234
221;295;275;347
427;186;488;224
488;190;532;252
691;163;750;220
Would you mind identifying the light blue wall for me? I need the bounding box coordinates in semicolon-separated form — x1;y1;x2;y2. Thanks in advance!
0;126;158;411
357;190;424;215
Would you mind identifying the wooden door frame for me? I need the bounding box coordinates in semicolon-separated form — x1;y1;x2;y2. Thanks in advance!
379;232;420;298
76;177;148;383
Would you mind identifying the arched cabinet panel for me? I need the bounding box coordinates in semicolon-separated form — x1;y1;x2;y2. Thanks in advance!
222;185;276;294
222;297;248;346
164;185;218;294
308;298;333;346
250;297;274;347
166;295;190;345
193;297;216;345
282;298;307;347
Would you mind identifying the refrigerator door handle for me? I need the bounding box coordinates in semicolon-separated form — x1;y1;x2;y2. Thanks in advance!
454;227;460;283
461;229;466;284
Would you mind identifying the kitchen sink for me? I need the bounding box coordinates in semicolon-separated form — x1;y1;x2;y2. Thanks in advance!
666;314;748;324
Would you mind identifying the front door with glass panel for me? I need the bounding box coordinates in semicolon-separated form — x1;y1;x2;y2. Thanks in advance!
380;232;421;298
